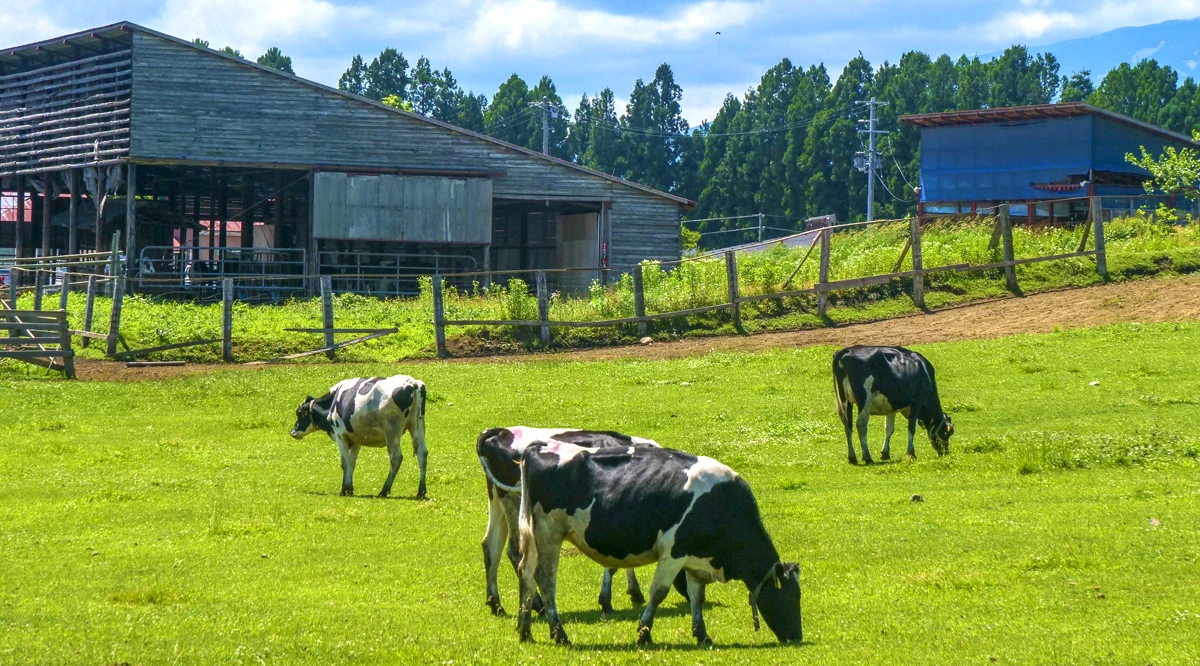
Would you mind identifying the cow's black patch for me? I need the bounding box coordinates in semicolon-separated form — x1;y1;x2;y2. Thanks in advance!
357;377;382;395
670;476;779;584
336;379;366;432
419;384;427;416
310;392;336;433
392;384;417;413
551;430;636;448
523;446;697;561
476;427;521;489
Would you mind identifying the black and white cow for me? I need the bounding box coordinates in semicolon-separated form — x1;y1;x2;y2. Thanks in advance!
516;443;802;646
291;375;428;498
832;345;953;465
477;426;686;617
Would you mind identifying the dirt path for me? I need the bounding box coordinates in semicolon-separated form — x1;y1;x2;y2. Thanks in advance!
72;275;1199;381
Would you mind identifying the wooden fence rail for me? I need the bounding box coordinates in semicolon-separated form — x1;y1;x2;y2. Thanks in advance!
0;309;75;378
434;200;1110;354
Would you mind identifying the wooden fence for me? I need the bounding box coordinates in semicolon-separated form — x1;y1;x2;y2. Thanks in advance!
430;201;1107;358
0;309;75;378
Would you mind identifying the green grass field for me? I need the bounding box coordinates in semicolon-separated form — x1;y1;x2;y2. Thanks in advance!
1;322;1199;664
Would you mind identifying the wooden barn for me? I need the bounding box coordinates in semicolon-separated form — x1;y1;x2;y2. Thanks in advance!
0;22;692;297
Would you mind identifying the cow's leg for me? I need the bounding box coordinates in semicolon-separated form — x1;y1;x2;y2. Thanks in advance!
410;418;429;499
882;413;895;461
636;557;687;645
336;440;355;496
598;568;616;614
842;399;858;465
379;429;403;498
482;494;508;616
531;537;568;644
626;568;646;605
856;400;874;464
685;571;711;646
907;413;918;458
506;513;543;614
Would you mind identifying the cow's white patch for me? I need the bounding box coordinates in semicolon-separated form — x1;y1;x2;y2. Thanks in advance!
683;456;736;493
507;426;574;453
627;447;635;455
542;440;587;463
684;556;727;583
631;436;660;447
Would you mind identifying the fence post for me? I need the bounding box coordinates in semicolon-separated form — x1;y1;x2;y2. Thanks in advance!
536;270;550;347
432;273;448;359
106;276;124;356
1091;197;1107;280
6;271;16;310
633;264;647;337
910;217;925;309
108;231;121;296
82;275;97;348
320;275;335;360
222;278;234;363
59;312;76;380
999;205;1020;295
58;269;69;311
33;270;44;310
725;251;745;334
817;229;831;317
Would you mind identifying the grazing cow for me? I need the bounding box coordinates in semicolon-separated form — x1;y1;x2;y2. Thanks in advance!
516;443;802;646
477;426;686;616
291;375;428;498
832;345;953;465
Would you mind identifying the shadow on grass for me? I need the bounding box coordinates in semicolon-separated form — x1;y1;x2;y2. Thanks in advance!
559;599;721;625
552;639;813;652
302;490;428;501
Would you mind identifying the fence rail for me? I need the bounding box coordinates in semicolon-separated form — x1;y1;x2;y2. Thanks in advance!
430;200;1111;358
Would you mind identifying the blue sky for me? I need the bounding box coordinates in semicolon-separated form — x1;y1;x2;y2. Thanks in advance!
8;0;1200;124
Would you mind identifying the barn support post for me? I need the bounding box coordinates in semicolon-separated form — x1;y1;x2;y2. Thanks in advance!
125;164;137;277
68;170;80;255
222;278;234;363
320;276;335;360
725;251;744;334
481;245;492;289
82;275;97;348
910;216;925;309
107;231;121;296
999;205;1020;295
14;180;24;285
536;270;550;347
817;229;832;317
218;177;229;252
41;176;53;258
432;273;448;359
272;172;284;249
633;264;647;337
1091;197;1107;279
33;271;45;310
106;276;125;357
58;269;69;311
6;271;16;311
241;176;255;249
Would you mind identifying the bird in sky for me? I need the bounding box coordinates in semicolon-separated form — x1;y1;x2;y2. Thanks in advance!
715;31;721;35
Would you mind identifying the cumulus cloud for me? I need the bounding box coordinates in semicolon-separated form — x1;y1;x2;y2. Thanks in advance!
458;0;765;56
982;0;1200;44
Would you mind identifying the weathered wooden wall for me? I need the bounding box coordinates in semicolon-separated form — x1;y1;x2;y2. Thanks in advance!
128;32;682;265
313;172;491;243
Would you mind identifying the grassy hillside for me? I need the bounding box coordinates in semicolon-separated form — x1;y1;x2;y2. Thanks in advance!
0;322;1197;663
9;213;1200;364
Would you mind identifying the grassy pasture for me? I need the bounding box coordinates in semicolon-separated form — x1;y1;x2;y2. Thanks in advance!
1;323;1199;664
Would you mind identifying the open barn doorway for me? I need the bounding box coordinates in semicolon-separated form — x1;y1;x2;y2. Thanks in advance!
490;199;603;292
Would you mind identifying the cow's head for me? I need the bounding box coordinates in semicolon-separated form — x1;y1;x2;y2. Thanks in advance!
754;561;802;643
291;396;320;439
929;415;954;455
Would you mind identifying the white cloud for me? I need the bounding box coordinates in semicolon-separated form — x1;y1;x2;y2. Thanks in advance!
458;0;765;56
982;0;1200;45
0;2;70;46
154;0;367;56
1131;39;1167;61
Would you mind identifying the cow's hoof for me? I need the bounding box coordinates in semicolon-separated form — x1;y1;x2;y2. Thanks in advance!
598;598;614;615
628;590;646;606
862;457;874;465
487;595;506;617
340;488;354;497
847;457;858;465
550;625;571;645
881;452;891;461
378;490;391;498
636;625;653;645
416;488;428;500
696;635;713;647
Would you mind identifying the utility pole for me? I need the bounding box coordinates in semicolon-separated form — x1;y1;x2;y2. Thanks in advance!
528;96;563;155
758;212;764;242
854;98;889;222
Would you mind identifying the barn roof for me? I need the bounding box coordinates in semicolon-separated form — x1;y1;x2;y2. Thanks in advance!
1;22;694;208
900;102;1200;149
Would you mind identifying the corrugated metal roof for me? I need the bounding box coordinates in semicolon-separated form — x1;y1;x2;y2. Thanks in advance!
900;102;1200;149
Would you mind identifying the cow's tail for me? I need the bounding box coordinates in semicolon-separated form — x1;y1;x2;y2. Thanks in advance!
832;351;849;421
517;458;539;584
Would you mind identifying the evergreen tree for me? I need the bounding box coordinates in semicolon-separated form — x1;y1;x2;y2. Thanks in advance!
456;93;488;133
365;48;409;102
339;55;367;96
484;74;534;146
619;64;689;193
257;47;294;74
955;55;990;110
1059;70;1093;102
580;89;623;175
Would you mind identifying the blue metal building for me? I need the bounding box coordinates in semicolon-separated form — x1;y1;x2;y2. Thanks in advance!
900;102;1200;221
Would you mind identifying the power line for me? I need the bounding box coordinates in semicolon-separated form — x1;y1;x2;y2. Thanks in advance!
484;106;538;131
854;97;889;222
580;104;862;139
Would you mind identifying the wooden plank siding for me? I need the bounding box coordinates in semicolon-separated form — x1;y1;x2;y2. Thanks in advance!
127;32;684;264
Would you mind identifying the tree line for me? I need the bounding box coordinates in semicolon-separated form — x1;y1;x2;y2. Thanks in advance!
202;38;1200;236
